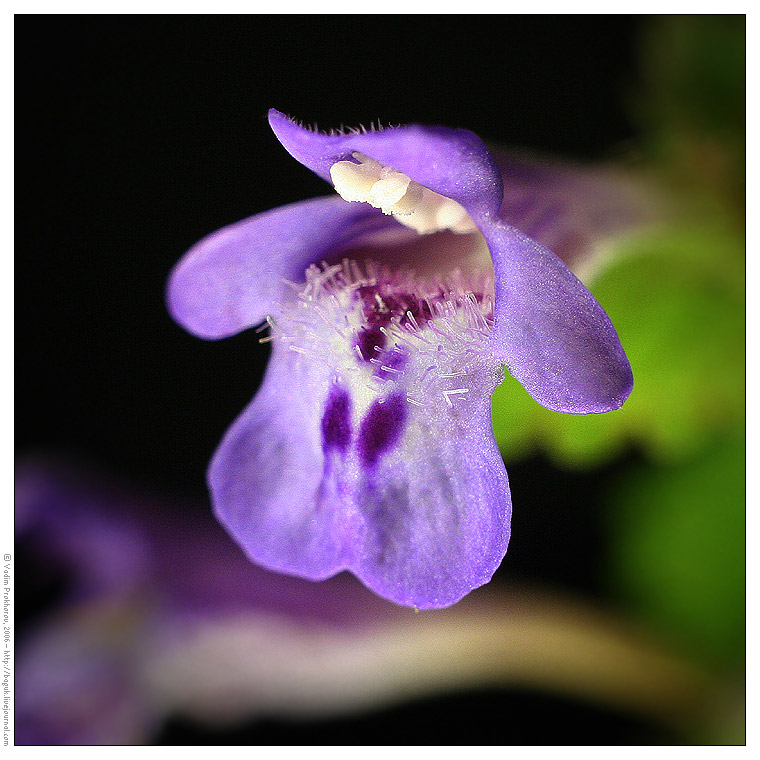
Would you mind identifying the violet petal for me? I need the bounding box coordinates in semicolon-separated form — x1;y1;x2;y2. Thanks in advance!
352;397;511;609
209;341;346;580
167;195;383;339
209;342;511;609
485;221;633;413
495;151;655;274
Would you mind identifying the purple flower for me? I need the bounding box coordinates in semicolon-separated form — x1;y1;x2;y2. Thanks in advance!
167;110;633;609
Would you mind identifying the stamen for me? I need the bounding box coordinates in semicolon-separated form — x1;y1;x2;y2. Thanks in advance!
330;153;477;235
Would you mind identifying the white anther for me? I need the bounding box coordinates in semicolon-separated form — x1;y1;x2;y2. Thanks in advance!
329;160;380;202
370;171;410;206
435;197;472;231
369;172;423;216
329;152;477;234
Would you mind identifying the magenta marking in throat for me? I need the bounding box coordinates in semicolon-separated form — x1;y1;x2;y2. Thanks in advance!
357;393;407;468
321;385;352;454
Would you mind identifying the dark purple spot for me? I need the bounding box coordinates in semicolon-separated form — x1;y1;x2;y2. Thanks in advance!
402;296;433;326
321;385;352;454
357;393;407;468
354;325;385;362
373;347;408;380
353;284;433;333
355;285;393;328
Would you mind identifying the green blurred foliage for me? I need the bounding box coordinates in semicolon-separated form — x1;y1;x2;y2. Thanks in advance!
634;15;745;214
606;429;745;668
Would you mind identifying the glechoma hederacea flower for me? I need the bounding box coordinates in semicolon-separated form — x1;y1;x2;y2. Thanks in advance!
168;110;633;608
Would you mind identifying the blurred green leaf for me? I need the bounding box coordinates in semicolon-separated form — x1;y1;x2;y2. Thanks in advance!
604;430;745;667
639;17;743;132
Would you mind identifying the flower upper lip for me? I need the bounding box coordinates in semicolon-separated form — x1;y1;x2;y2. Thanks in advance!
169;109;633;416
267;109;505;222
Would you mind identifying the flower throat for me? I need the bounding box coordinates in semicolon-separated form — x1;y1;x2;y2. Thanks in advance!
264;260;503;416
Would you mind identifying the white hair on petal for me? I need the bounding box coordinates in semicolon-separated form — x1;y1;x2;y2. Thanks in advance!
260;259;501;417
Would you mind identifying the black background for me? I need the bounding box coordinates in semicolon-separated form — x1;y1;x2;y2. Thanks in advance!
16;15;664;745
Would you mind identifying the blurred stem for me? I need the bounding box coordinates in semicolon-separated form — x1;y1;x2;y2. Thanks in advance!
404;587;722;738
149;584;732;742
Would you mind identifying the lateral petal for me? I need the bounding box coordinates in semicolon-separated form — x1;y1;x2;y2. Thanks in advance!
167;195;383;339
485;221;633;413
